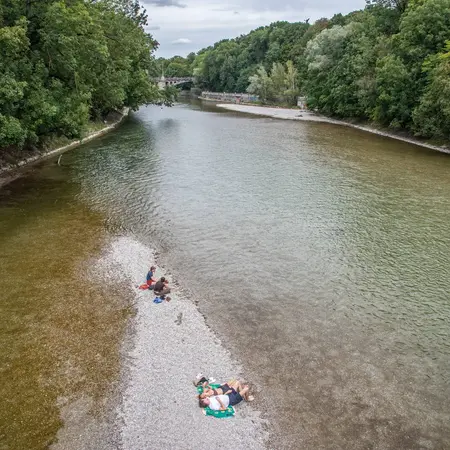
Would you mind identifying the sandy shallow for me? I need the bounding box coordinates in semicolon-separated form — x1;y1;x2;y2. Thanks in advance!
53;236;268;450
216;104;450;154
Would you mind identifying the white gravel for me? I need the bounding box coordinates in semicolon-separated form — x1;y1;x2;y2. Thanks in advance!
106;236;268;450
216;103;334;123
216;103;450;154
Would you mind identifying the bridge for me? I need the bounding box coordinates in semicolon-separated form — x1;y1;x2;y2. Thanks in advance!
156;76;194;89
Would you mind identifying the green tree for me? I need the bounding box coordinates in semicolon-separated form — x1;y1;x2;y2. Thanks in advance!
373;55;414;127
396;0;450;63
413;42;450;138
284;60;299;106
304;24;355;114
270;62;286;96
366;0;409;13
0;18;31;147
247;65;273;103
0;0;167;152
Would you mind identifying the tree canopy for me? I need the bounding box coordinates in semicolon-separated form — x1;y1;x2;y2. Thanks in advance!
0;0;169;152
168;0;450;140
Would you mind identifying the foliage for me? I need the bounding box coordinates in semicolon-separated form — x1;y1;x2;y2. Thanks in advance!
175;0;450;139
0;0;169;152
4;0;450;148
366;0;409;13
154;54;194;78
183;21;310;93
247;66;273;103
247;61;299;105
412;42;450;138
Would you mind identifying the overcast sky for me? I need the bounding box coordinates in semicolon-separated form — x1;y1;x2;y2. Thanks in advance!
142;0;366;58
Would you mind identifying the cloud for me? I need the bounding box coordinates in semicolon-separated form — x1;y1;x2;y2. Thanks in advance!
147;25;161;31
171;38;193;45
146;0;186;7
211;5;239;11
144;0;366;57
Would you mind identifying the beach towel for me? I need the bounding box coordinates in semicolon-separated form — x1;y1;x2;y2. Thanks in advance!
197;384;236;418
139;281;155;290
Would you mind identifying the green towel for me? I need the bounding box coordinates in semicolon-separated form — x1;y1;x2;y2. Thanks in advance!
197;383;236;418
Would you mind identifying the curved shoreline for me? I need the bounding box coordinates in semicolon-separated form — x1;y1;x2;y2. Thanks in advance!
0;108;130;188
216;103;450;155
52;236;268;450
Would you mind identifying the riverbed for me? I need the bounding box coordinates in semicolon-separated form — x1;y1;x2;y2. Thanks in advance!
1;100;449;449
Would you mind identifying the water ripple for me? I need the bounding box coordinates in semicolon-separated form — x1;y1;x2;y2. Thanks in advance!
68;103;450;448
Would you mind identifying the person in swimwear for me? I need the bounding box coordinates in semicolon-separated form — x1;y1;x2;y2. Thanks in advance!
199;379;245;399
198;382;253;410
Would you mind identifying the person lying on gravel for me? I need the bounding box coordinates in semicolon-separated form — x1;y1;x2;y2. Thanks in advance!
199;380;247;399
199;383;253;410
153;277;171;299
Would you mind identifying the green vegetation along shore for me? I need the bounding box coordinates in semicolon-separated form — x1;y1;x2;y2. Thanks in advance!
159;0;450;142
0;0;172;163
0;108;129;187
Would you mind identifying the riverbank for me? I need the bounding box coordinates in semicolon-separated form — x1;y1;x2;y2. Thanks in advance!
52;236;268;449
0;108;130;188
216;103;450;155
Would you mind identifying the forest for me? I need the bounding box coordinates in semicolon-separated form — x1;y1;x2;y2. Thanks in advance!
0;0;171;152
1;0;449;152
164;0;450;140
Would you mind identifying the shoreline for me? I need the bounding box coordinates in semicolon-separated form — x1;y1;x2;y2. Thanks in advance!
52;236;268;450
0;108;130;188
215;103;450;155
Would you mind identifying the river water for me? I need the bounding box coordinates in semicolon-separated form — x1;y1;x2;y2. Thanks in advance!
1;101;450;449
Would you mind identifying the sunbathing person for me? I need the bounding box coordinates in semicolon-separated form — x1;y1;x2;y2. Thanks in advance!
199;380;245;399
199;383;253;410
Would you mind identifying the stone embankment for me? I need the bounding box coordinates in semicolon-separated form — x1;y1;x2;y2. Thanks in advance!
199;91;259;104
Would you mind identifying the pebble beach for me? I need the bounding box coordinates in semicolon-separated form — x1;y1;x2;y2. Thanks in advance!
53;236;268;450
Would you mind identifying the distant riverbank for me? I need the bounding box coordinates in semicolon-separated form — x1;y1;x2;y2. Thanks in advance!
0;108;130;188
216;103;450;155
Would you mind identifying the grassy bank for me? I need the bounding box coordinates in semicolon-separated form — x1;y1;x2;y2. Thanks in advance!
0;109;129;188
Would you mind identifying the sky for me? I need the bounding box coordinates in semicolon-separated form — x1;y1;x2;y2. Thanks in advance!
142;0;367;58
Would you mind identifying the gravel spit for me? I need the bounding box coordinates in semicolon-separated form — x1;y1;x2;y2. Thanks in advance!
107;237;268;450
216;103;450;154
216;103;333;123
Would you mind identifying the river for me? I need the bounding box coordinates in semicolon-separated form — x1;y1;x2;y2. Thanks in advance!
1;100;449;449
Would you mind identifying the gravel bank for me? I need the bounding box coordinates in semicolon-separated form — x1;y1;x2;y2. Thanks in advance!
217;103;332;123
106;237;268;449
216;103;450;154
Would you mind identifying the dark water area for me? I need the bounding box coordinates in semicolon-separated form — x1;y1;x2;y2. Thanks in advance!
1;101;450;449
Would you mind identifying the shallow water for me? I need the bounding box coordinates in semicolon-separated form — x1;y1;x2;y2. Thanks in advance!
1;101;450;449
